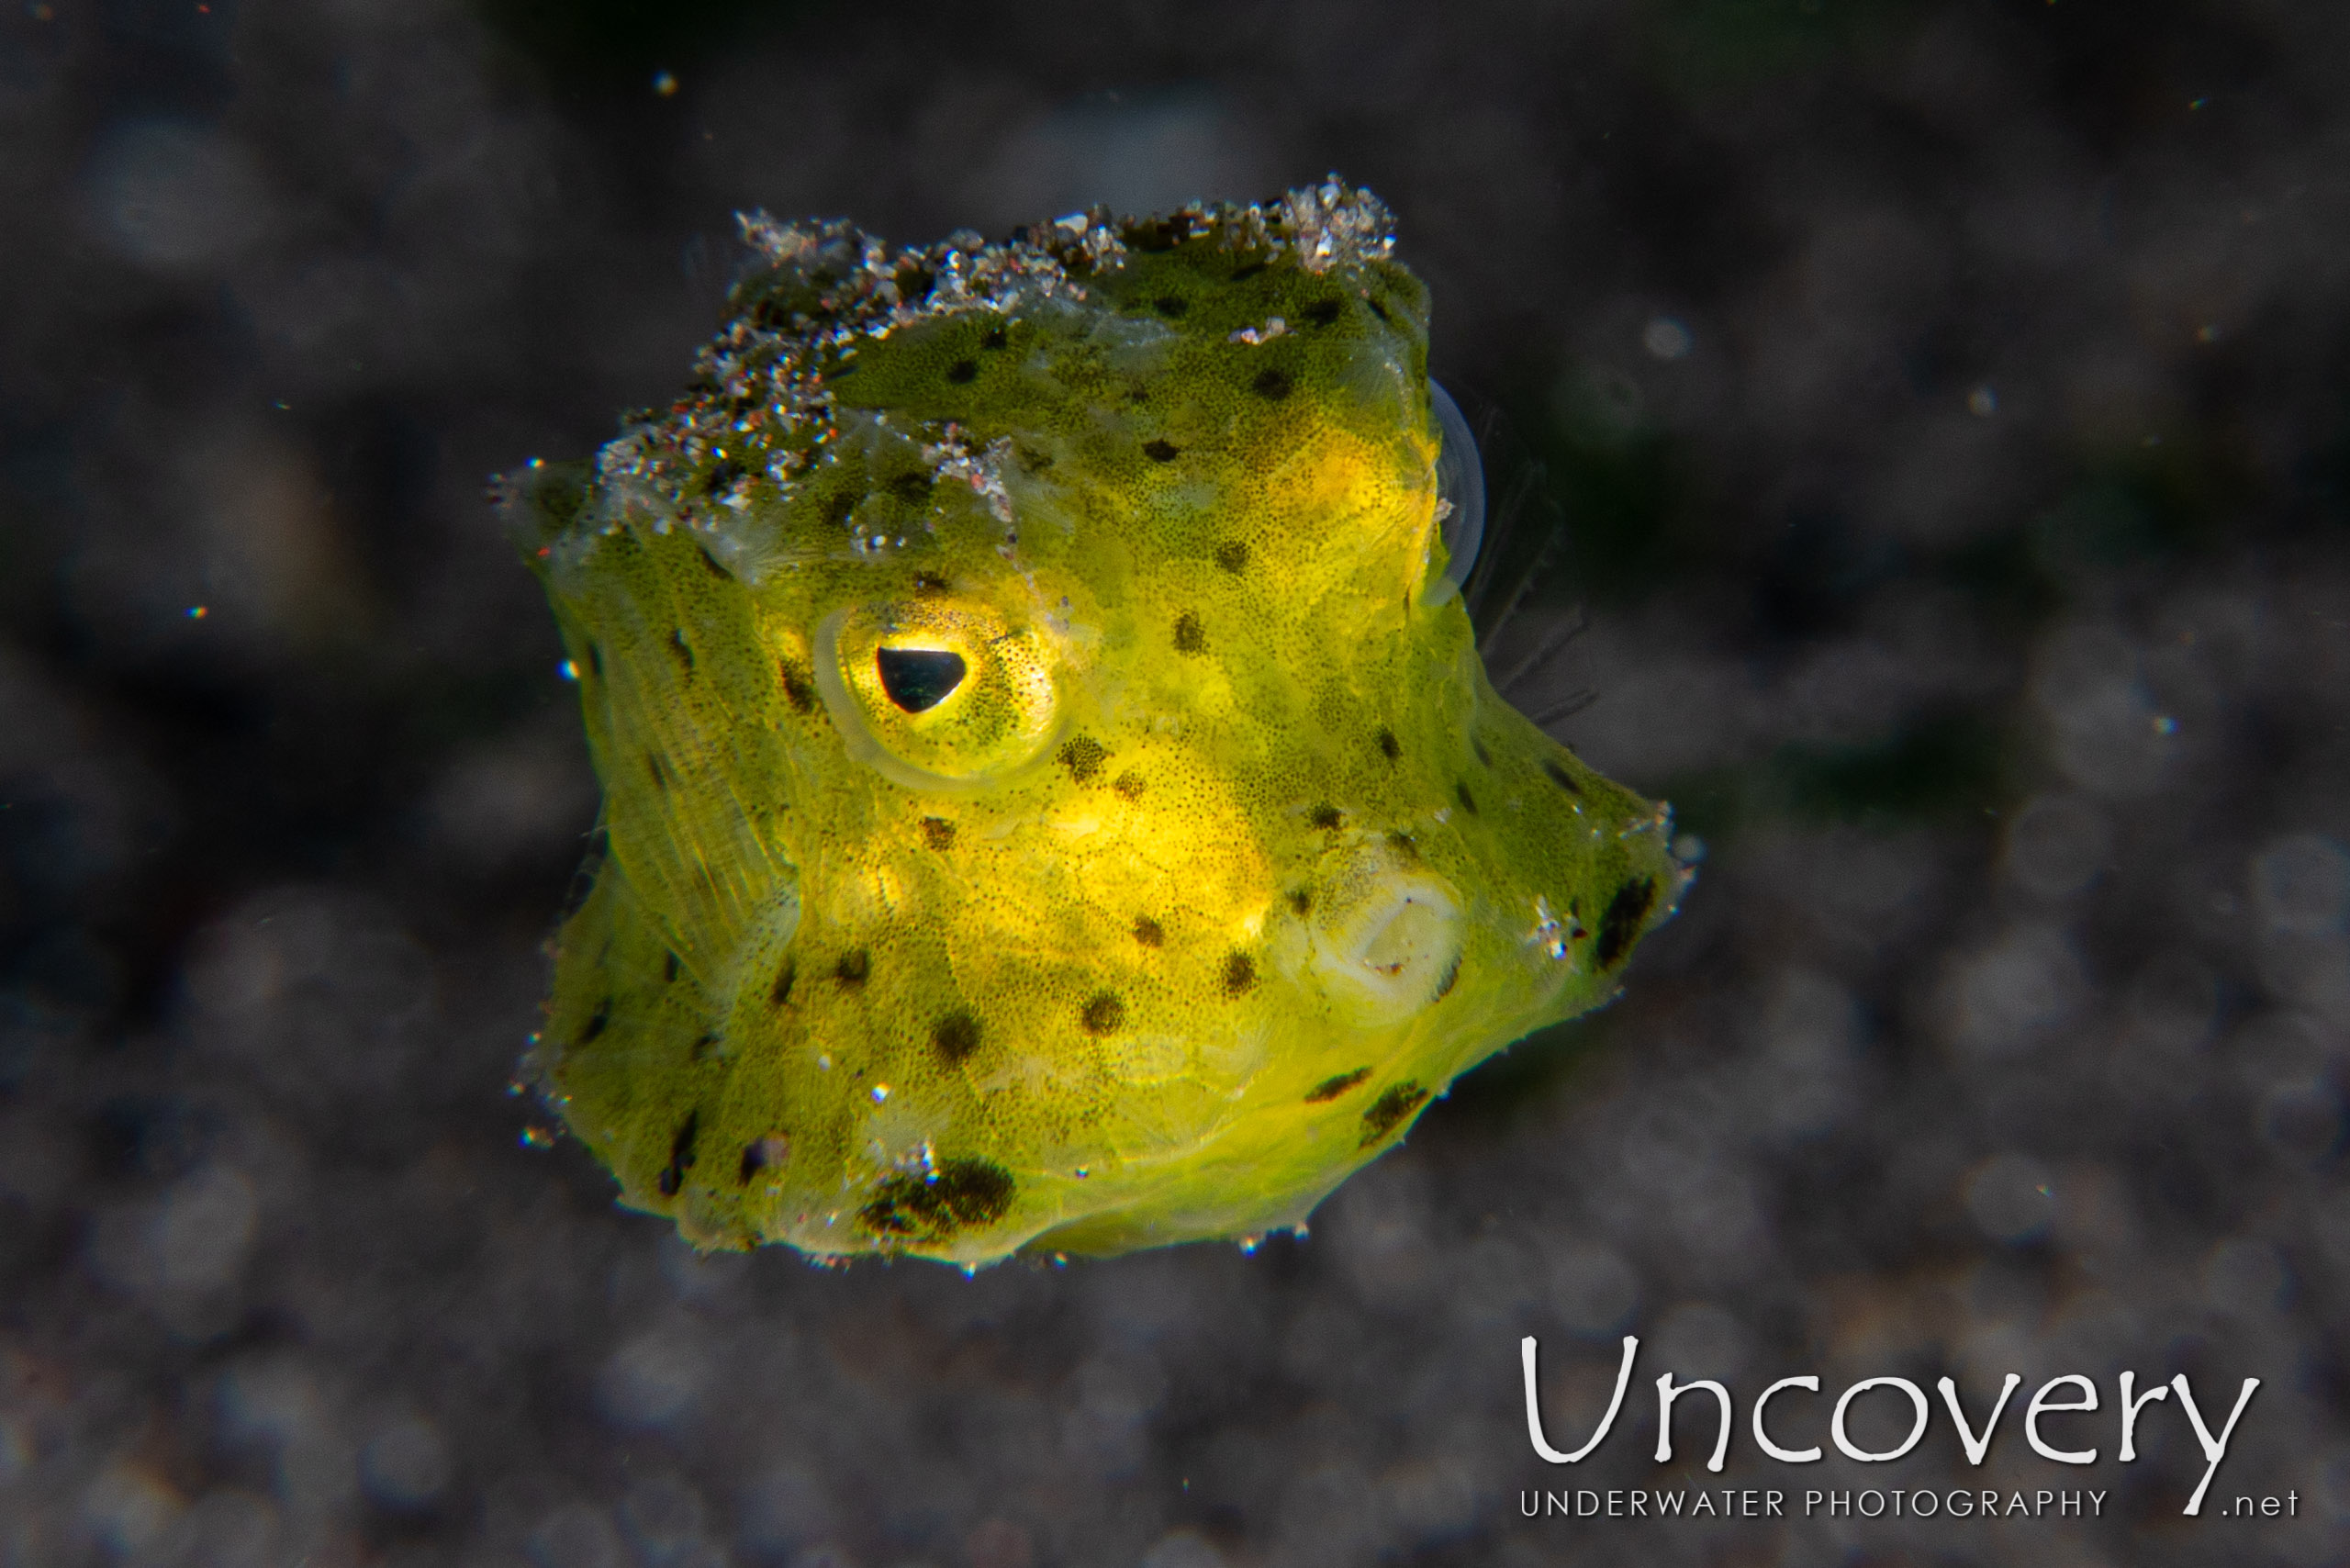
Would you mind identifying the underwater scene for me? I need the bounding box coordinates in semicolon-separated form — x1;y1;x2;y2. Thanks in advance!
1;3;2344;1565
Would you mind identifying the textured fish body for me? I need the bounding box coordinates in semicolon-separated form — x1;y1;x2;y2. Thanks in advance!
505;180;1685;1266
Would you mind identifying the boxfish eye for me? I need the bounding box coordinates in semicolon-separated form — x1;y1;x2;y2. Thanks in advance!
876;647;967;712
812;597;1063;792
1422;380;1486;606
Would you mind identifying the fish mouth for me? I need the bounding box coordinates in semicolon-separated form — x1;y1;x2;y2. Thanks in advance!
1304;860;1465;1025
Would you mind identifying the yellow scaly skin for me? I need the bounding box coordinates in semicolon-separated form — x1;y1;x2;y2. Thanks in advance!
503;181;1686;1266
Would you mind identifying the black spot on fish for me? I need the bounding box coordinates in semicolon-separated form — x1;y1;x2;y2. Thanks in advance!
664;950;680;984
586;642;603;679
1376;727;1401;761
1434;954;1460;1001
834;949;870;990
1133;915;1165;947
1223;950;1257;997
946;358;979;384
579;999;610;1046
859;1157;1013;1238
1252;367;1292;400
695;543;731;579
1472;736;1493;767
1214;541;1248;574
1385;831;1420;862
1143;439;1181;463
1359;1081;1429;1147
1304;298;1344;327
890;472;934;505
934;1010;980;1064
668;629;695;677
1309;803;1344;831
779;657;817;714
912;571;950;595
1595;877;1658;970
1365;296;1392;323
1229;260;1268;283
1058;734;1107;783
646;753;670;791
1079;992;1125;1036
1112;771;1146;801
920;817;956;850
1456;783;1479;815
1287;889;1313;916
657;1109;700;1196
825;488;858;529
740;1134;789;1182
1543;758;1583;794
689;1031;721;1062
1305;1067;1370;1103
1173;611;1206;654
1154;294;1188;315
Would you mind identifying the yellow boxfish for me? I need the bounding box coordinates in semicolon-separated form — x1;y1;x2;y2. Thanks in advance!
501;178;1685;1266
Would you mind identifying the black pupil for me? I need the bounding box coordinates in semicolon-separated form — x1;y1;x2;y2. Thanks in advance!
875;647;968;712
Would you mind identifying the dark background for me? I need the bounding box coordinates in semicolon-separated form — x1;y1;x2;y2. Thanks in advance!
3;2;2347;1564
